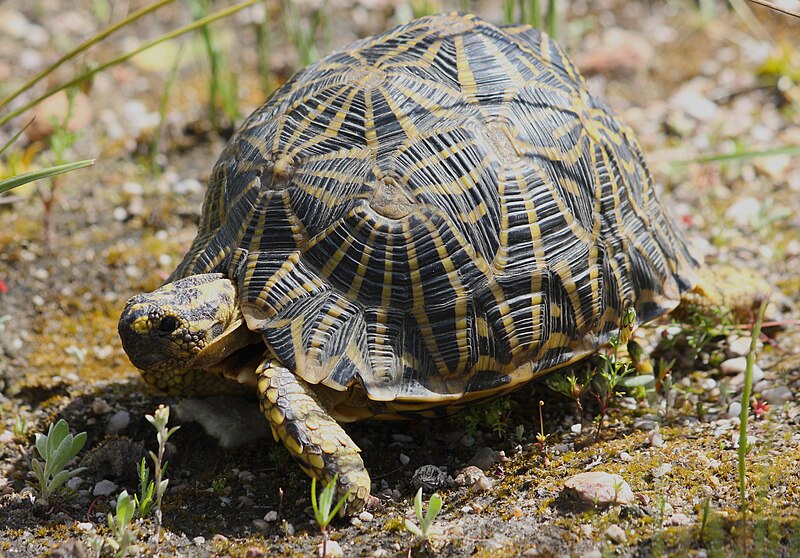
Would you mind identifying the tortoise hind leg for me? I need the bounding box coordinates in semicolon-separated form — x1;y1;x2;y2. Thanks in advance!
256;358;370;513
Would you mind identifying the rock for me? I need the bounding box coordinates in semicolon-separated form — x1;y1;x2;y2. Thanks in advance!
399;453;410;465
318;540;343;557
468;447;508;470
577;28;654;75
761;386;793;404
358;510;373;522
454;465;487;487
721;357;765;386
670;83;718;122
664;513;693;526
649;430;664;448
49;540;91;558
93;480;117;497
27;91;93;141
725;197;760;227
727;335;754;357
651;463;673;479
264;510;278;522
604;524;627;544
173;397;268;448
619;451;633;461
412;464;450;492
193;536;205;545
373;549;388;558
581;551;602;558
106;410;130;435
728;401;742;418
562;472;634;507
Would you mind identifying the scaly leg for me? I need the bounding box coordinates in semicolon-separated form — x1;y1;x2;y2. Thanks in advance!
256;358;370;513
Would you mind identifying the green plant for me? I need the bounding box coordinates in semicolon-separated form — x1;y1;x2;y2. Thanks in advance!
28;418;87;506
463;397;514;438
545;367;593;422
134;457;156;519
106;490;139;558
150;45;184;178
311;474;350;558
282;0;327;67
145;405;180;547
503;0;558;38
186;0;240;129
737;298;768;554
404;487;443;543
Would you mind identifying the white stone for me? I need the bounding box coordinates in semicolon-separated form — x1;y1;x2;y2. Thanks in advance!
93;480;117;496
562;472;634;506
728;401;742;417
762;386;793;404
604;524;627;544
399;454;410;465
264;510;278;522
318;540;343;558
106;410;130;434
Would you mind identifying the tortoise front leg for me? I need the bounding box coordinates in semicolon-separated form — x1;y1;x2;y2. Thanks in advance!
256;358;370;513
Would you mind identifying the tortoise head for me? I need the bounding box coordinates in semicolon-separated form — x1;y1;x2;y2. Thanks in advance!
118;273;261;392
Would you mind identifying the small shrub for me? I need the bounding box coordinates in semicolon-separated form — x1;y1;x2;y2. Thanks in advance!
29;418;87;506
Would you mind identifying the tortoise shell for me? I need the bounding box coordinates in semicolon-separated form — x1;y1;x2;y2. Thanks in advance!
170;13;697;412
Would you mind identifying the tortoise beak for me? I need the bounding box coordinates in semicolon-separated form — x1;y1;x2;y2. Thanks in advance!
118;299;174;372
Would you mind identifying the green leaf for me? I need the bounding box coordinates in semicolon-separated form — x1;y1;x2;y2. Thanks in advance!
0;160;95;194
414;487;423;523
620;375;655;388
425;493;443;525
404;519;423;537
34;433;48;461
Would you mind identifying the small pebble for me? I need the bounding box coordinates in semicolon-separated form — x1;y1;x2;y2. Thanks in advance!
649;430;664;448
761;386;793;404
399;454;410;465
358;511;373;522
468;447;507;470
106;410;130;435
570;423;582;434
664;513;693;526
318;540;343;558
193;536;205;545
373;549;388;558
728;401;742;417
727;335;754;357
238;470;256;483
264;510;278;522
212;535;229;544
581;551;602;558
562;472;634;506
76;522;94;532
651;463;672;478
93;480;117;497
619;451;633;461
604;524;627;544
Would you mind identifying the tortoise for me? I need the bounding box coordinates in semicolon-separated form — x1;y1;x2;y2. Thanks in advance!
118;13;744;513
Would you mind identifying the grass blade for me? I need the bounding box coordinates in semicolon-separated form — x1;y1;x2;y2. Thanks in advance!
0;0;262;127
679;145;800;165
0;0;176;110
0;159;95;194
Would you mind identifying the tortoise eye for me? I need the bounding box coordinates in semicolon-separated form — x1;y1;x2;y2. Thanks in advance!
158;316;179;333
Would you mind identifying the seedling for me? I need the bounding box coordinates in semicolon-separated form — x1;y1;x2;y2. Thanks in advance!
404;487;444;543
134;457;156;519
28;418;87;506
737;298;768;554
311;474;350;558
106;490;139;558
145;405;180;547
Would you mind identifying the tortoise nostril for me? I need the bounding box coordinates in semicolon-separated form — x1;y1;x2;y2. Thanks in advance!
158;316;179;333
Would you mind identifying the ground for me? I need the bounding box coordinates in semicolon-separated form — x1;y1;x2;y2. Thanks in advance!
0;0;799;556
